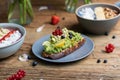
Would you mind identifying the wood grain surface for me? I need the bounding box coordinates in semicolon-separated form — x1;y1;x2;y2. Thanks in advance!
0;0;120;80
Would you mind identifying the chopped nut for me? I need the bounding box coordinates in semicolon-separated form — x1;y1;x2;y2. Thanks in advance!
104;7;118;19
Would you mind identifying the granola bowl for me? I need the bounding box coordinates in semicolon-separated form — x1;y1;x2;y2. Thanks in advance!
75;3;120;35
0;23;26;59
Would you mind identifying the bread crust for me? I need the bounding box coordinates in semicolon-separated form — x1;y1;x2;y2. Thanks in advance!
42;39;86;59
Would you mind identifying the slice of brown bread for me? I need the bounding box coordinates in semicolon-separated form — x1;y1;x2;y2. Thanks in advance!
42;38;85;59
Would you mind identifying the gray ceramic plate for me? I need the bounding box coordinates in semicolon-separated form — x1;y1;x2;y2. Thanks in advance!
32;34;94;63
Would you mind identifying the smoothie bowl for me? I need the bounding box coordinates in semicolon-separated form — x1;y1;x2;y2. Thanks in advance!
0;23;26;59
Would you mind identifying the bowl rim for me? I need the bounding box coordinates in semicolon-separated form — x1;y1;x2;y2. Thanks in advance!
0;23;26;49
75;3;120;21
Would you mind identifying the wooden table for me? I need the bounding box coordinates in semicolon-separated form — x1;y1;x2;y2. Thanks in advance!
0;0;120;80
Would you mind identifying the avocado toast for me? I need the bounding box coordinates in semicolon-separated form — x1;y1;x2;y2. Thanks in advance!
42;27;85;59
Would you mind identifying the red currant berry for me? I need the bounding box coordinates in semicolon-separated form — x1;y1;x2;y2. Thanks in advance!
18;70;25;76
105;43;115;53
56;31;60;35
106;48;111;53
108;43;115;49
6;69;26;80
17;71;21;75
52;32;57;36
15;74;20;79
55;29;58;33
105;46;108;50
58;29;61;32
52;32;55;35
59;31;63;35
19;74;23;79
18;69;23;72
7;77;13;80
109;47;114;52
12;74;17;78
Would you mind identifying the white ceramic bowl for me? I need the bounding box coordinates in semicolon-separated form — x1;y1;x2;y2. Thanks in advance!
0;23;26;59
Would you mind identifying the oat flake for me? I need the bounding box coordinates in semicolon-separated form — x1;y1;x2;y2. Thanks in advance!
36;24;45;32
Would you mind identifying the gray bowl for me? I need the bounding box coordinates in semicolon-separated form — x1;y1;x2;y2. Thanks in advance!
0;23;26;59
75;3;120;35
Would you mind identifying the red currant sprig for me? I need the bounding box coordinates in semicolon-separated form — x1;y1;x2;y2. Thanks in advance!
105;43;115;53
52;27;63;36
7;69;26;80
